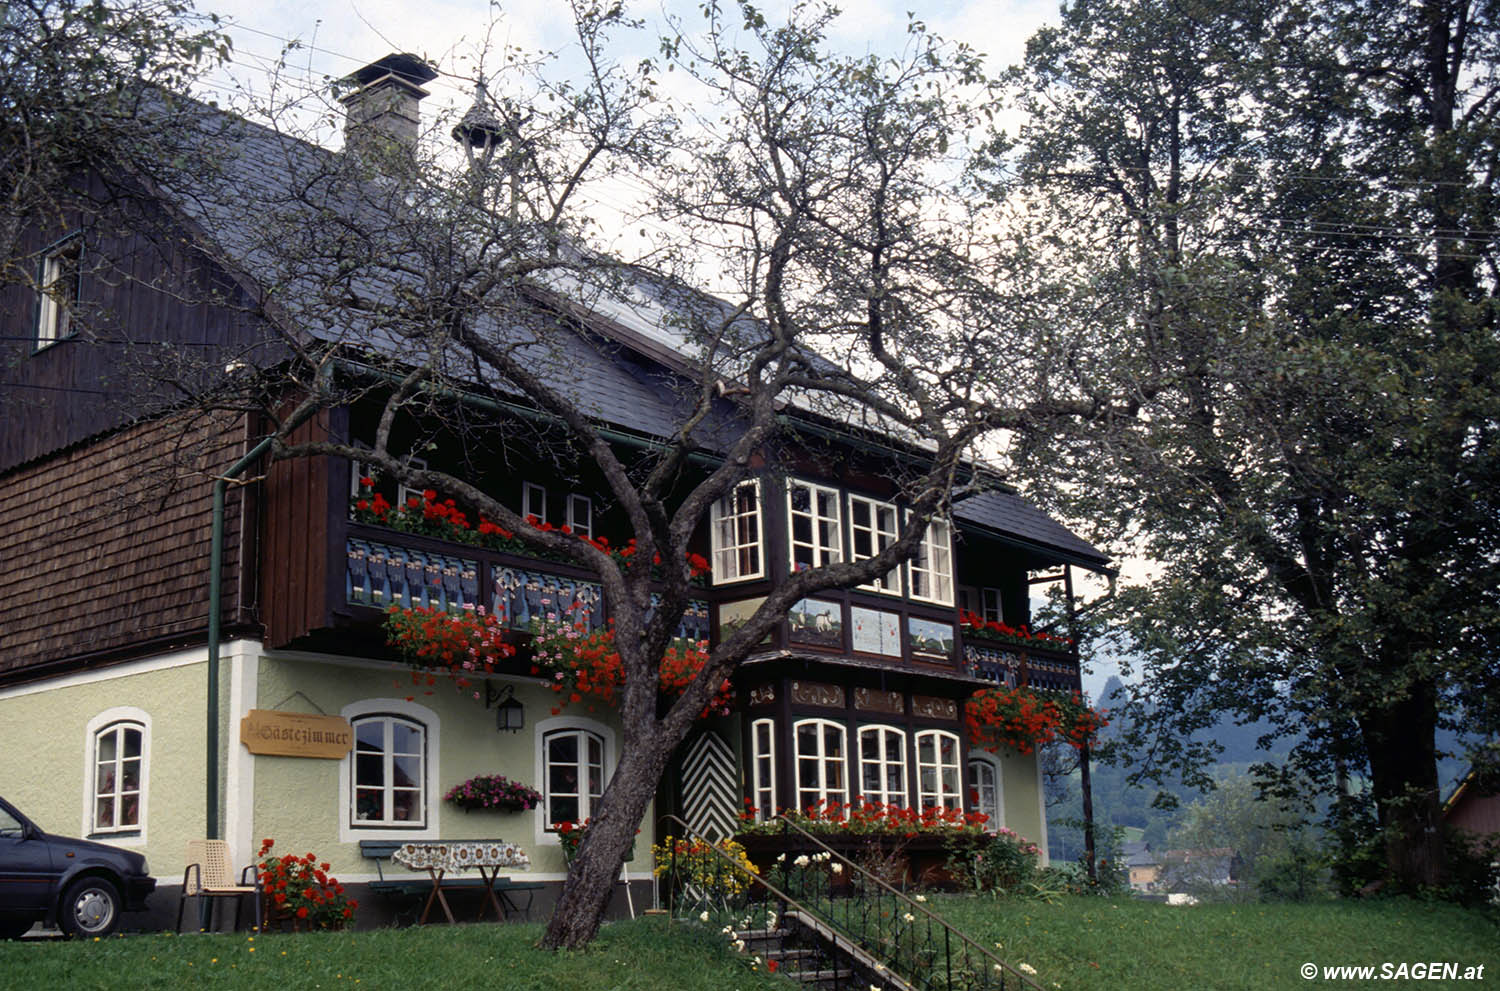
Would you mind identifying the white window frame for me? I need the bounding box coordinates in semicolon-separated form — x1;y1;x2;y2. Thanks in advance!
397;455;429;510
709;479;764;584
349;442;375;499
793;718;848;813
751;718;777;822
967;755;1004;830
36;237;81;348
349;713;429;829
337;700;439;842
567;494;593;537
857;724;908;808
542;727;606;829
907;516;955;606
915;729;962;810
848;494;901;594
981;587;1003;624
81;707;150;844
786;479;843;573
533;715;616;850
523;481;548;525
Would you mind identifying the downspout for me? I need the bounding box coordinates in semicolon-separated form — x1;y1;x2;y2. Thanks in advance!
206;405;319;840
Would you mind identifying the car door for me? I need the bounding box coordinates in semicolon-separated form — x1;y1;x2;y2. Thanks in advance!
0;799;55;914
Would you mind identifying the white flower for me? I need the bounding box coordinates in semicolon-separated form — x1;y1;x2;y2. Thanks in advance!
775;853;786;863
699;911;710;923
794;855;810;867
733;939;746;952
1020;963;1037;976
913;894;926;902
831;863;843;874
874;963;885;973
994;964;1004;973
901;913;915;922
721;926;734;935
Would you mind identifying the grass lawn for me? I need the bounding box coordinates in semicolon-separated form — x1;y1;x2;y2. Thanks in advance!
0;918;787;991
0;898;1494;990
930;895;1500;990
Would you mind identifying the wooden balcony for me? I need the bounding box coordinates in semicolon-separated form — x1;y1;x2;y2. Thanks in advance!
962;638;1081;693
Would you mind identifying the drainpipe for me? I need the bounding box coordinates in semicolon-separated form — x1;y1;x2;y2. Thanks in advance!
205;405;319;840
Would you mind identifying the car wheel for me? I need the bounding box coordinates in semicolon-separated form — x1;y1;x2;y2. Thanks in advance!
59;877;121;938
0;919;35;939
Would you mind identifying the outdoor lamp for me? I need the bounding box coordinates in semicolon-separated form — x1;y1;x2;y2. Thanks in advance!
487;682;524;732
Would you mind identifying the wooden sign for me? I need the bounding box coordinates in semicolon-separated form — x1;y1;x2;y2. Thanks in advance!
239;710;354;759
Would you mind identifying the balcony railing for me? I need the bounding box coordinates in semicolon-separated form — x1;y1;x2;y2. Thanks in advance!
344;522;708;644
963;641;1080;693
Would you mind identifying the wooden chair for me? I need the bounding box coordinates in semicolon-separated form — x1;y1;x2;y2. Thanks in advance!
177;840;259;932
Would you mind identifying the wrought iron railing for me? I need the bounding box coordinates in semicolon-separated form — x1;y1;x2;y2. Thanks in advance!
656;814;1045;991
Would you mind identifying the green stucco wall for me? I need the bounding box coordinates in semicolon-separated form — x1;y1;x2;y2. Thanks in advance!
0;654;211;878
996;748;1048;864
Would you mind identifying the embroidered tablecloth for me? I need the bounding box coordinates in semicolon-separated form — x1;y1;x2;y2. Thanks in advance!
391;840;530;872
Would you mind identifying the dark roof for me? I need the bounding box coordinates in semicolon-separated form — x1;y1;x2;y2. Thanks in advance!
151;94;1106;564
954;489;1110;570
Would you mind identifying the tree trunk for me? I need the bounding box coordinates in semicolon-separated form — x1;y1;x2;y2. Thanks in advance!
1358;677;1447;891
540;724;675;950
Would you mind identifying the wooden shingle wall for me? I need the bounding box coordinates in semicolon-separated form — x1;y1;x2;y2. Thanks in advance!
0;413;248;678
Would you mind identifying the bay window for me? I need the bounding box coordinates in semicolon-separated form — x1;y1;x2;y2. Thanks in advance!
787;480;842;572
857;725;908;807
916;729;962;810
710;480;763;583
794;718;848;812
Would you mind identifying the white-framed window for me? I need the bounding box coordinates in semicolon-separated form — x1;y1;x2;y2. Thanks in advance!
91;721;145;834
349;441;375;499
957;586;1002;622
857;725;908;808
751;718;777;821
968;756;1003;830
848;495;901;594
567;494;593;537
794;718;848;812
915;729;962;810
908;516;954;605
351;714;427;828
397;456;428;510
787;479;842;572
543;727;605;827
710;479;764;583
523;481;548;525
36;237;82;348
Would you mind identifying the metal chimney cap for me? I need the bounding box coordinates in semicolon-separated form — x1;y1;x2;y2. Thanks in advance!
344;53;438;89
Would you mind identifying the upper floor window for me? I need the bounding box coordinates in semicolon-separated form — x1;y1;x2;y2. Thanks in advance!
397;456;428;510
915;729;962;810
848;495;901;594
857;725;908;808
794;718;848;812
908;517;954;605
543;727;604;826
92;722;144;833
523;481;548;524
710;480;763;583
750;718;777;821
352;715;427;827
36;237;82;348
957;586;1002;624
787;480;842;572
567;494;593;537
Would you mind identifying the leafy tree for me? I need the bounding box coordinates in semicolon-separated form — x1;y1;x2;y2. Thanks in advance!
997;0;1500;892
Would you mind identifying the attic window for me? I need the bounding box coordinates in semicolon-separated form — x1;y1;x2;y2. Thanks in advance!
36;237;82;349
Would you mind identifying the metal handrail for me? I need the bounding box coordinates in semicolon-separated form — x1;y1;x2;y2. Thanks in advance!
767;814;1047;991
657;815;918;991
655;814;1046;991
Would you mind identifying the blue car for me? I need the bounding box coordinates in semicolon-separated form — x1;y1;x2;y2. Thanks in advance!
0;795;155;938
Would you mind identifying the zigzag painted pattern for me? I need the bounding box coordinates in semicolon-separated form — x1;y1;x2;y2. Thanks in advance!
680;731;737;841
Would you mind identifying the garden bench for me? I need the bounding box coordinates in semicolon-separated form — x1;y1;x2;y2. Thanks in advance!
358;840;543;922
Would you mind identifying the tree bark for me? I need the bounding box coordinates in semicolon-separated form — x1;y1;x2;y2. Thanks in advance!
1358;675;1447;890
539;722;676;950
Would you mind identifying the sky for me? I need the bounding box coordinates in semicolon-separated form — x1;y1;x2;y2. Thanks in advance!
189;0;1127;699
196;0;1063;129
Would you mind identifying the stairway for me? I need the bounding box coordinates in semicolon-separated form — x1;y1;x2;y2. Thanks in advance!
736;925;856;988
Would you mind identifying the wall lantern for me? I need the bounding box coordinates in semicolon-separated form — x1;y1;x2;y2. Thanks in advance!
486;683;524;733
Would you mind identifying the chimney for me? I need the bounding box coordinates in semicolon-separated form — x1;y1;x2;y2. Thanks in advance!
339;53;439;163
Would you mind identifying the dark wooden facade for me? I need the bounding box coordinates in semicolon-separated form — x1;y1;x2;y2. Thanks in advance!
0;412;251;679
